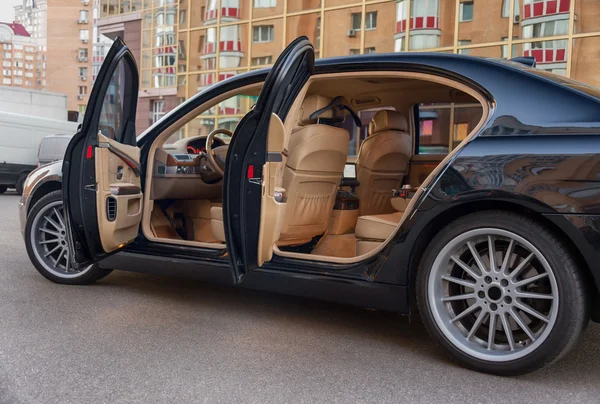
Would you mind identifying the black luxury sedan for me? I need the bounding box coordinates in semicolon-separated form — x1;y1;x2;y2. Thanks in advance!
19;37;600;376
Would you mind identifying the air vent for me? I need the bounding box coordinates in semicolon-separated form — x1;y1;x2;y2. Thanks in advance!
106;197;117;222
157;165;166;175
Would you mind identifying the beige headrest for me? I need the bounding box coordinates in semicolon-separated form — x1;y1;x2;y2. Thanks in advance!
298;95;334;126
369;110;408;135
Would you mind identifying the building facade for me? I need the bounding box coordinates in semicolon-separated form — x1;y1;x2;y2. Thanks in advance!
15;0;94;116
0;22;45;90
98;0;600;136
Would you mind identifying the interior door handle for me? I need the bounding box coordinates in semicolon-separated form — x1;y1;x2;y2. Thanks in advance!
116;166;123;180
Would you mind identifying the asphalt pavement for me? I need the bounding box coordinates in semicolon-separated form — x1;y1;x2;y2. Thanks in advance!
1;193;599;404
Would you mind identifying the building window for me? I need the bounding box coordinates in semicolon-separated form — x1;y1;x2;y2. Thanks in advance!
365;47;376;53
458;40;471;54
79;29;90;42
349;48;360;55
152;100;166;123
3;78;11;85
3;52;12;58
409;34;440;50
315;17;321;45
365;11;377;30
78;86;87;96
79;10;89;23
3;44;11;50
502;0;520;18
79;67;88;79
459;1;474;22
79;48;88;61
252;25;274;43
502;37;519;58
78;105;86;116
253;0;276;8
351;13;361;30
251;56;273;66
2;69;10;76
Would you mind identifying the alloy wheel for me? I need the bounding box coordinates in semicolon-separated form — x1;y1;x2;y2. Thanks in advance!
30;200;93;278
428;228;559;362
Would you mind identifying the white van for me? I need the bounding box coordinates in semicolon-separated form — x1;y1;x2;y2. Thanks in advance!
37;134;74;167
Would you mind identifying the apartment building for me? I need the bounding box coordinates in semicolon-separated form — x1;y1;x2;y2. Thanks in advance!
0;22;44;89
15;0;94;116
96;0;600;137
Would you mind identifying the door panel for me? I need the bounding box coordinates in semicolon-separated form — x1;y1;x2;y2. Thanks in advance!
94;134;142;252
223;36;314;283
62;38;140;267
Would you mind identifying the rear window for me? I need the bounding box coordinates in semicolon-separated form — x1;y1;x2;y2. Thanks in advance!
417;103;483;155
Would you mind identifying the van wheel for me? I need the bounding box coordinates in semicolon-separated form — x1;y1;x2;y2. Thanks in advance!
15;174;27;195
416;211;589;376
24;190;113;285
0;185;7;194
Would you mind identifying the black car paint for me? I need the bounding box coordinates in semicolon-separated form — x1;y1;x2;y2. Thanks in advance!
35;52;600;319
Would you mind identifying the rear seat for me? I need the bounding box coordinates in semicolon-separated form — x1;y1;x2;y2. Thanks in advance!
354;197;410;255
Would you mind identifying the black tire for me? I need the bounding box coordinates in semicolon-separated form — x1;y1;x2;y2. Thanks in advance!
15;174;27;195
0;185;7;194
24;190;113;285
416;211;589;376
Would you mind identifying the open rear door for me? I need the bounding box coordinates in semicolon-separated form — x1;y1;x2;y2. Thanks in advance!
62;38;141;269
223;36;315;283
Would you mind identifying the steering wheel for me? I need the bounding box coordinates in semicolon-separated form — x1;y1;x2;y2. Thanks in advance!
205;128;232;177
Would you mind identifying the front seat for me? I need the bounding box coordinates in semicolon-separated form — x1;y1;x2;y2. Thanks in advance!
277;95;350;245
355;110;412;216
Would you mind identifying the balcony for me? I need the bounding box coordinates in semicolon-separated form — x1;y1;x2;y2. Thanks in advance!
204;7;240;22
78;19;88;24
523;0;570;20
201;40;243;57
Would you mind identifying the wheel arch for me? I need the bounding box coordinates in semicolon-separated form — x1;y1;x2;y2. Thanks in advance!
407;199;600;322
27;179;62;216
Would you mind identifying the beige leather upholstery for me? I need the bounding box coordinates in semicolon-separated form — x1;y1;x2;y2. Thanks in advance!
355;212;402;240
278;95;350;243
355;110;412;216
355;211;402;255
210;206;225;242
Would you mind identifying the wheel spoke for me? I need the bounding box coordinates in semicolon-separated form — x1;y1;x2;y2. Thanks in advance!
515;301;550;323
39;238;59;245
515;291;554;300
451;303;479;323
65;253;71;272
500;239;515;276
509;308;536;342
467;241;489;274
44;245;60;258
441;275;476;288
53;207;65;228
55;248;66;268
44;215;62;231
450;255;481;280
40;227;60;237
467;309;487;340
487;312;498;350
500;312;516;351
508;252;535;280
488;236;496;272
442;293;475;302
513;272;548;288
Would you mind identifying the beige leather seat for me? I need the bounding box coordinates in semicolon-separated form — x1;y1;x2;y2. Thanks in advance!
355;110;412;216
354;197;409;255
210;205;225;242
277;95;350;244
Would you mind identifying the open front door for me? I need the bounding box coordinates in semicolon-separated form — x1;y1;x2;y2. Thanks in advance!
63;38;141;269
223;36;315;283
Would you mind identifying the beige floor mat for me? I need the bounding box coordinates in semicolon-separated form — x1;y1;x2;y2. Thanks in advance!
311;233;356;258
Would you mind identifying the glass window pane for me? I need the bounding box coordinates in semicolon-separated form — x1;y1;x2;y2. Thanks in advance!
574;0;600;33
452;106;483;149
253;0;282;19
514;39;567;71
189;28;217;73
220;24;249;69
571;36;600;88
99;60;133;142
418;104;450;154
364;3;395;53
323;7;362;57
288;0;320;14
467;45;504;58
252;19;282;61
286;13;321;57
458;0;510;45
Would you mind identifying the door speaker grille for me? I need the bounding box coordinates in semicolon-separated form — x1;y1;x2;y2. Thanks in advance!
106;197;117;221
